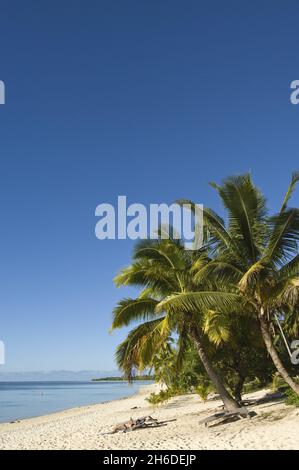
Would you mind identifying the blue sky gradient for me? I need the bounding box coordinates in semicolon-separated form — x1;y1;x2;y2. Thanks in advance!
0;0;299;371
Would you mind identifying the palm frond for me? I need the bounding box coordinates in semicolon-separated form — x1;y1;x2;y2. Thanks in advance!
203;310;231;346
238;259;269;293
275;278;299;309
115;318;165;380
280;172;299;213
112;297;159;329
194;260;243;286
156;291;243;316
210;174;267;263
133;239;185;270
114;261;178;293
278;254;299;280
264;209;299;266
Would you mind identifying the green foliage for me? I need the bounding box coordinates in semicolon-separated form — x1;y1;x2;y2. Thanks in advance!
146;387;184;405
195;379;214;402
110;173;299;407
243;378;265;394
92;375;153;382
271;372;289;392
271;373;299;407
285;388;299;407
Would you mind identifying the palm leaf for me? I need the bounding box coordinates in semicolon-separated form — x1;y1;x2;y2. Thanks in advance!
177;199;243;261
115;318;164;380
156;291;243;315
112;297;159;329
210;174;267;263
203;310;231;346
114;262;178;293
280;172;299;213
238;259;269;292
264;209;299;266
278;254;299;280
194;260;244;286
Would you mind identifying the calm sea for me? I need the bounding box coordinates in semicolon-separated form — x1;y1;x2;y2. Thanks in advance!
0;381;152;423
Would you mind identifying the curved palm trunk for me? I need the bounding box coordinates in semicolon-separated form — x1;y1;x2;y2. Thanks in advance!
189;326;240;412
259;310;299;395
234;374;245;404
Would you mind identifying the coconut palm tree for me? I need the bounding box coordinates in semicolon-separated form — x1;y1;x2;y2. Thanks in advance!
111;237;240;412
176;173;299;395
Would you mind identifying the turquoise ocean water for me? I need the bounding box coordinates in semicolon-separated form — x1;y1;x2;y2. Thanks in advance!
0;381;151;423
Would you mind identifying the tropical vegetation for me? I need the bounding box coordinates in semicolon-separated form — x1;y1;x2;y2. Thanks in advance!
110;173;299;411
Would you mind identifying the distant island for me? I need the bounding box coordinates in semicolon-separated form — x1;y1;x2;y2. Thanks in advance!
0;370;120;382
92;375;154;382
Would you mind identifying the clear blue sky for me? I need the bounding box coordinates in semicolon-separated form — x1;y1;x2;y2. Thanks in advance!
0;0;299;371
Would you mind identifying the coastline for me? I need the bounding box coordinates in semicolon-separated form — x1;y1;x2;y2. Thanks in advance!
0;382;156;427
0;380;151;425
0;384;299;450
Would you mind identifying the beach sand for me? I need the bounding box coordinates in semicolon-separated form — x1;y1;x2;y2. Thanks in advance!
0;384;298;450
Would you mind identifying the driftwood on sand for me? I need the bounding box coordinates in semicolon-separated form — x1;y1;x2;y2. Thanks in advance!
200;391;283;428
199;406;257;428
102;416;176;435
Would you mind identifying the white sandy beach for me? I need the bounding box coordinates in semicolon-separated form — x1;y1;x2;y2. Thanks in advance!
0;384;298;450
